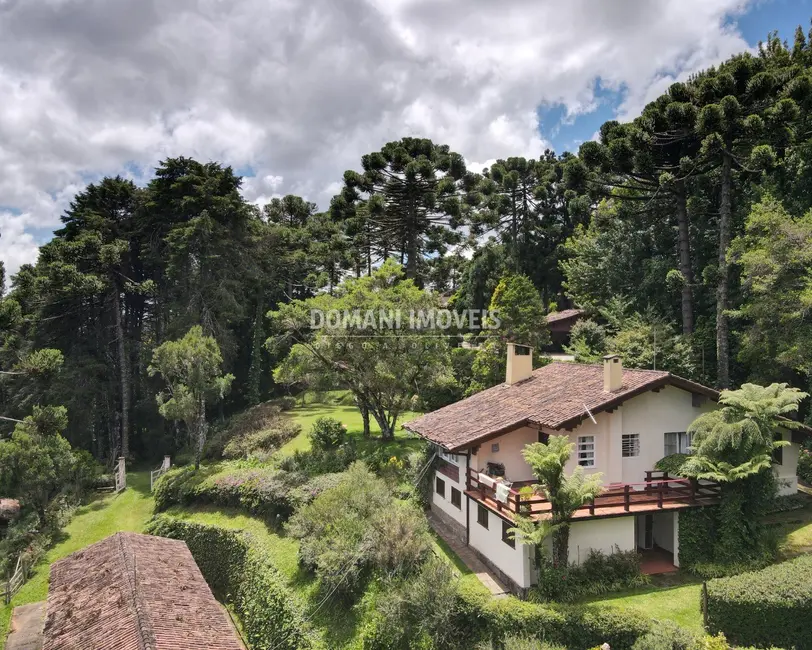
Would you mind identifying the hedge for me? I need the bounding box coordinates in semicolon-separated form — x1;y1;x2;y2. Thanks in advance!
152;463;342;520
453;580;652;650
705;554;812;650
146;515;312;650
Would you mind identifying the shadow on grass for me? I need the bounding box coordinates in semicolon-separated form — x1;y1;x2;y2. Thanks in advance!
580;572;703;605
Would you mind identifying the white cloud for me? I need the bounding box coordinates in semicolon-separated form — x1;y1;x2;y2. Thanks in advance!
0;0;754;281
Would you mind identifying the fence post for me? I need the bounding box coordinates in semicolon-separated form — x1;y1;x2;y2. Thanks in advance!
701;581;709;630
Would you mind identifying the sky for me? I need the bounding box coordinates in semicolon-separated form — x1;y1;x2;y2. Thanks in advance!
1;0;811;283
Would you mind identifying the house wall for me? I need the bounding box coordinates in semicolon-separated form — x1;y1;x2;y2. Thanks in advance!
776;430;800;496
545;385;717;487
566;516;636;565
467;500;534;589
470;426;539;483
431;459;468;531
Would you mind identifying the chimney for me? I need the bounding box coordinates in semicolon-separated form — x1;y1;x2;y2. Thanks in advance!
506;342;534;385
603;354;623;392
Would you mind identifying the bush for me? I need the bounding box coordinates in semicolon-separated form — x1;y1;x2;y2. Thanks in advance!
532;549;648;602
654;454;690;476
452;582;652;650
277;441;359;475
798;446;812;484
308;416;346;451
631;620;697;650
704;554;812;650
153;462;309;520
205;402;300;459
146;515;312;649
287;463;430;598
766;493;808;514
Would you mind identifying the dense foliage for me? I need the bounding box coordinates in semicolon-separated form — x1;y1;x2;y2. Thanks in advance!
705;554;812;649
4;27;812;469
146;516;312;650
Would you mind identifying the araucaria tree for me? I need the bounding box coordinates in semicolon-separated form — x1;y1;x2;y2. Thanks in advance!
684;382;807;564
516;435;603;568
149;326;234;469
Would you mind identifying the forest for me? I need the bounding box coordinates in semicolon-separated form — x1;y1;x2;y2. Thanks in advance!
2;28;812;470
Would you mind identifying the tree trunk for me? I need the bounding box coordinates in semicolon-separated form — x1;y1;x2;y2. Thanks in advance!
405;232;419;281
112;288;131;460
369;405;394;440
195;396;207;470
674;182;694;335
716;153;732;389
552;524;570;568
361;403;370;438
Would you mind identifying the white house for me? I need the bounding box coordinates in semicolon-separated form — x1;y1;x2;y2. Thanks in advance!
405;345;808;595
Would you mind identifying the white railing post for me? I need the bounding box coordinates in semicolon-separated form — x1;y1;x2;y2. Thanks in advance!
115;457;126;493
151;456;171;491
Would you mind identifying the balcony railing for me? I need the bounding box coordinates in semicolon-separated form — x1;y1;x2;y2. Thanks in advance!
466;468;721;519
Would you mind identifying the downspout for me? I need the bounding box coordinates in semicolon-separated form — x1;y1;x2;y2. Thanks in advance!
466;449;471;546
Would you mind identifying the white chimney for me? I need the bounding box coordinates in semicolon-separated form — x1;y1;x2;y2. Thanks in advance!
506;343;534;385
603;354;623;392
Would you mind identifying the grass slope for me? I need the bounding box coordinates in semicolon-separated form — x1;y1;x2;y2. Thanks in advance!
0;471;154;649
279;392;422;457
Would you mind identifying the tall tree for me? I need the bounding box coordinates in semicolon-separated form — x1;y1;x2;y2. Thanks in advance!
331;137;473;284
149;326;234;469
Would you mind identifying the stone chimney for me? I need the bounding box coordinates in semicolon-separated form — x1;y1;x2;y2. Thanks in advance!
603;354;623;392
506;342;534;385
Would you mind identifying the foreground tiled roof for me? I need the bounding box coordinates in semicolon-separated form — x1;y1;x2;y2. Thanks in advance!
43;532;244;650
546;309;585;323
404;362;718;450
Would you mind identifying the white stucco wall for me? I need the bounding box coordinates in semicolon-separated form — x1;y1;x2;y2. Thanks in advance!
471;426;539;482
432;458;468;528
652;511;675;553
567;516;636;565
467;499;534;588
775;431;800;496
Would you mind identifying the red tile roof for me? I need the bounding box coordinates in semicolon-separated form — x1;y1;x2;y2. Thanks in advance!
545;309;585;323
43;532;244;650
0;498;20;521
404;362;718;451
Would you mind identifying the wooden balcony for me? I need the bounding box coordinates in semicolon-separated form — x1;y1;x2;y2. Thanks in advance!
465;468;721;521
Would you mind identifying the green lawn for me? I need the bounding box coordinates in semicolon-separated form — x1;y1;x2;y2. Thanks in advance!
582;580;704;632
0;471;155;649
279;391;422;457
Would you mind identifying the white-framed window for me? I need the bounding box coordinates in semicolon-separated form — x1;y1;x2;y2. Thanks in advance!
664;432;692;456
622;433;640;458
577;435;596;468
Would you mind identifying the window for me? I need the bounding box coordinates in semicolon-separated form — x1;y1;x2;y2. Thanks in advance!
664;432;692;456
622;433;640;458
491;443;500;453
435;477;445;498
502;519;515;548
577;435;595;467
440;450;461;466
477;503;489;528
451;487;461;509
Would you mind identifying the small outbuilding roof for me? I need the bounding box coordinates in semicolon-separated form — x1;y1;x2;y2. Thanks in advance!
43;532;244;650
0;498;20;521
545;309;585;324
404;362;718;451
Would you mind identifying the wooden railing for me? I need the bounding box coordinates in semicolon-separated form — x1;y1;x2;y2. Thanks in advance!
114;457;126;494
2;554;29;605
466;467;721;518
150;456;172;491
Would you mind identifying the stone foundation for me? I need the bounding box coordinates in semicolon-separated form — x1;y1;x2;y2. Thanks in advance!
429;503;467;545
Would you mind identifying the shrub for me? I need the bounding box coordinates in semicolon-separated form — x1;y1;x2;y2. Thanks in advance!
704;554;812;650
153;462;309;520
798;446;812;484
146;516;312;649
277;441;359;475
287;462;430;597
477;640;566;650
631;620;697;650
308;416;346;451
204;402;300;459
654;454;690;476
359;559;467;649
452;583;652;650
532;549;648;602
766;492;808;514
